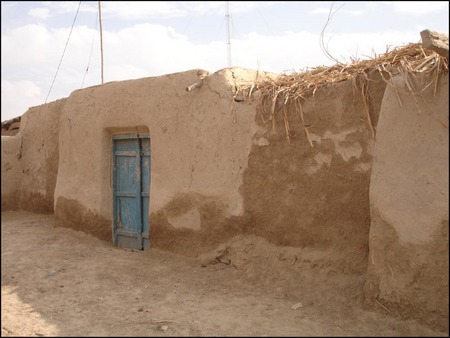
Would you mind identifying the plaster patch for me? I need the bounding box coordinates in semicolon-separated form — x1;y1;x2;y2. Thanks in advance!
168;208;202;231
254;137;270;146
304;152;332;175
336;142;363;162
323;128;363;162
354;162;371;173
308;132;322;145
323;127;360;143
229;194;244;216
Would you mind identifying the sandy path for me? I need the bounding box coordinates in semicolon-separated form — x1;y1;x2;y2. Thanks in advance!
1;211;445;337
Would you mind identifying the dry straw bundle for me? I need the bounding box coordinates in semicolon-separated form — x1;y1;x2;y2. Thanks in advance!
237;42;448;145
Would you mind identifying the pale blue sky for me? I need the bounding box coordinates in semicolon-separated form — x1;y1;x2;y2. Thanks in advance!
1;1;449;121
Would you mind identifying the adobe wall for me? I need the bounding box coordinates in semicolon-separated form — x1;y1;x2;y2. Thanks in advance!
2;65;447;332
233;71;386;271
364;73;449;331
1;135;22;210
1;99;65;213
50;67;387;261
53;68;269;244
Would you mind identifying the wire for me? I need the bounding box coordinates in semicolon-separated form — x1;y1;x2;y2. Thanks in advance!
81;4;99;89
45;1;82;103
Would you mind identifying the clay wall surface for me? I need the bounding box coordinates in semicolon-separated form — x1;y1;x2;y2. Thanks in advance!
1;64;447;333
364;73;449;331
235;71;386;271
1;135;22;210
1;99;65;213
53;68;269;244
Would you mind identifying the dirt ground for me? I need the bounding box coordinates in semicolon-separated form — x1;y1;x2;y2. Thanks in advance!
1;211;447;337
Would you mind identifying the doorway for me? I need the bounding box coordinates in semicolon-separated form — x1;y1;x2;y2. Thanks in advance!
112;133;150;250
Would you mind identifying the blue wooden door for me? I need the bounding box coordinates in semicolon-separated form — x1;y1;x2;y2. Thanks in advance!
113;134;150;250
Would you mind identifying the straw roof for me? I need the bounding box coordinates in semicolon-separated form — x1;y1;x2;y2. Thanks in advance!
248;42;448;101
236;42;448;144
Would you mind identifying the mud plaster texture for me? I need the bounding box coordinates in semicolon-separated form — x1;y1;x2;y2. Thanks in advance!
149;192;250;257
1;65;448;334
52;68;274;239
197;234;369;310
1;117;21;136
1;136;22;211
54;197;112;242
149;70;385;263
1;99;65;213
1;128;20;137
364;73;449;332
234;71;386;270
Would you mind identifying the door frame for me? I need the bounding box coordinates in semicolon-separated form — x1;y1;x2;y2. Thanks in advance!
112;133;150;250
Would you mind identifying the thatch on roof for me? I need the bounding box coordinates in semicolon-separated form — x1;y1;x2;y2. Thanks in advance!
236;42;448;144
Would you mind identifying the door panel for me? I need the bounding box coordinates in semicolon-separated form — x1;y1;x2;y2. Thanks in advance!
113;134;150;250
140;137;151;250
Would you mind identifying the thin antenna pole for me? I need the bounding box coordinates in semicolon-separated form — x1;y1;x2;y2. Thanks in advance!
225;1;232;67
98;0;104;84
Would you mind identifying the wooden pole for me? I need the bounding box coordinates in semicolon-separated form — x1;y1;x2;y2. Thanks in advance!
98;0;104;84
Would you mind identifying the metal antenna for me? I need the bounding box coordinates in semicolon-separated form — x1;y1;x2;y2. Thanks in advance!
99;0;104;84
225;1;232;67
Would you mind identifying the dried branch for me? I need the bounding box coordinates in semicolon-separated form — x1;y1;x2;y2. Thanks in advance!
320;1;345;66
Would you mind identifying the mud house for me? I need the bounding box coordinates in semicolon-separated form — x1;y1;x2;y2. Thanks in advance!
1;33;448;332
